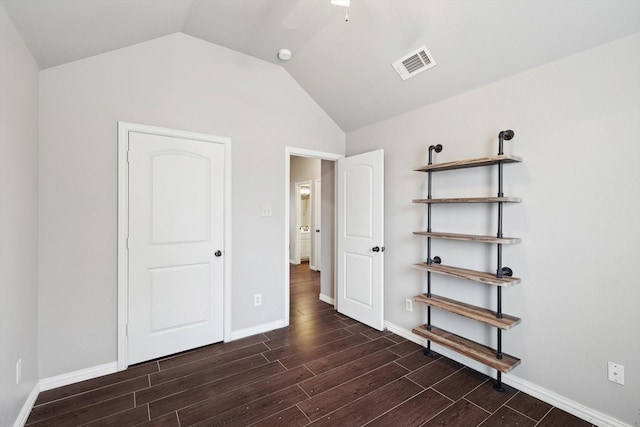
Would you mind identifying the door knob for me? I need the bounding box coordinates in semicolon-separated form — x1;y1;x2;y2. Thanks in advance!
316;229;320;232
214;250;222;257
372;246;380;252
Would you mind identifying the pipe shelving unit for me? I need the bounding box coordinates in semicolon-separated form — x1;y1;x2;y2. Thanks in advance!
411;130;522;391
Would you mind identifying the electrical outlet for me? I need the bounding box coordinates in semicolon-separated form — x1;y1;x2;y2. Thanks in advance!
405;298;413;312
254;294;262;306
16;359;22;385
608;361;625;385
261;205;272;217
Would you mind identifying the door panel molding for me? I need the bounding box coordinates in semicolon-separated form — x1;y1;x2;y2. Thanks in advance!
117;122;231;370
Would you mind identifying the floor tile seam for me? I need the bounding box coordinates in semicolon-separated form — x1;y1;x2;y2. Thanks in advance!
33;372;154;408
414;389;458;427
301;347;398;379
298;369;412;422
183;383;308;427
428;385;458;405
396;359;439;372
502;403;542;424
157;342;270;372
277;336;375;368
425;363;467;390
532;406;556;426
74;405;140;427
150;349;271;386
359;388;428;426
28;383;148;425
455;376;491;402
244;404;309;427
148;362;294;419
262;328;357;357
403;374;430;391
150;358;272;391
462;396;494;416
297;383;313;399
300;356;406;398
298;336;397;375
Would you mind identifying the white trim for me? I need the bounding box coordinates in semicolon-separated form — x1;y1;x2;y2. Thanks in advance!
229;319;287;341
284;147;344;330
309;178;321;271
384;321;629;427
117;122;232;370
39;362;118;392
319;294;335;305
13;383;39;427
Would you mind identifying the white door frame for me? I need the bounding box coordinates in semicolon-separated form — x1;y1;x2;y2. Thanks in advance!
285;147;343;326
310;178;321;271
117;122;232;370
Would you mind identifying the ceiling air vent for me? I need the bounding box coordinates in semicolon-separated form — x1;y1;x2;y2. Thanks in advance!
392;45;436;80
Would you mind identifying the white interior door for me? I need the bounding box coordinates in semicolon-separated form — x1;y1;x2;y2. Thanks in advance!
337;149;384;330
127;131;225;364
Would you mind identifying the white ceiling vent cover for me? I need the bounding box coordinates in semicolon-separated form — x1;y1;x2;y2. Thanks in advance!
392;45;436;80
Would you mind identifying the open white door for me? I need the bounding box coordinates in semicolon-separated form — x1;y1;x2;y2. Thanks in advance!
337;150;384;330
127;131;225;364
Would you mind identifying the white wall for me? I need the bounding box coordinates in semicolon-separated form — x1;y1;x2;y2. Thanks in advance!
38;33;345;378
289;156;321;263
346;33;640;425
320;160;335;300
0;5;39;426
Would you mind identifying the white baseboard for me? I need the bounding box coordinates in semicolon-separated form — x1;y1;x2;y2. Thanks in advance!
319;293;334;305
39;362;118;392
13;383;39;427
228;319;288;341
384;321;628;427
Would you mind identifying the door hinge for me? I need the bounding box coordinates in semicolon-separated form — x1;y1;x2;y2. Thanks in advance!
126;237;130;249
126;324;128;336
127;150;131;163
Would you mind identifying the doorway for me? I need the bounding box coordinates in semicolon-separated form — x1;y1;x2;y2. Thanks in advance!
284;148;343;327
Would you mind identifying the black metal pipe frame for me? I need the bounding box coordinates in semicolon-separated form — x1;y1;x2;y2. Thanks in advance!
424;144;441;356
494;130;513;391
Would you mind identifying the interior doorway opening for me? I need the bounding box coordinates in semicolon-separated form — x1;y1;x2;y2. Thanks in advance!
284;148;343;327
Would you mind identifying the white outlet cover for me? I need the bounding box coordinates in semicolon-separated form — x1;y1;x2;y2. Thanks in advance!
405;298;413;312
261;205;273;217
608;361;625;385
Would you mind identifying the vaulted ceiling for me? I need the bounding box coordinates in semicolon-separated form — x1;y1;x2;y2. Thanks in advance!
3;0;640;132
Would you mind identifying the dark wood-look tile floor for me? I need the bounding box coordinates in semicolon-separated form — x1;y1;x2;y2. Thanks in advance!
27;263;595;427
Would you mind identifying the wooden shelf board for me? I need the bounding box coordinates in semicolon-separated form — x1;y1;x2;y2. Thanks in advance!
413;231;521;244
412;325;521;373
413;263;520;287
413;294;521;330
415;155;522;172
413;196;521;204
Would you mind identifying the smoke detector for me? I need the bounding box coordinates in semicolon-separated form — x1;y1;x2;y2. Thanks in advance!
392;45;436;80
278;48;292;61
